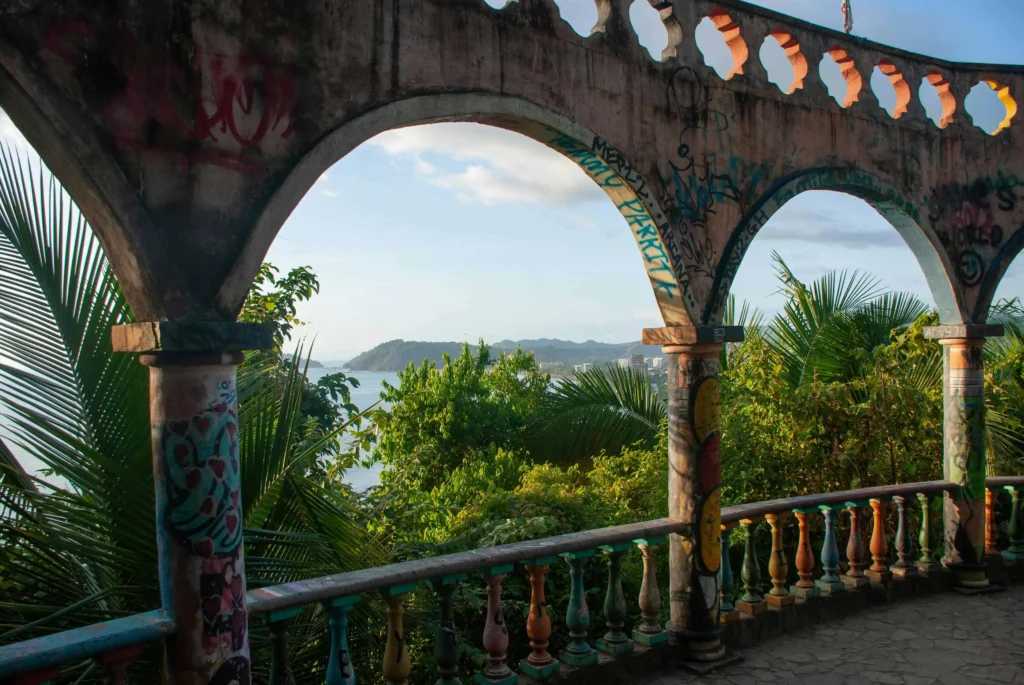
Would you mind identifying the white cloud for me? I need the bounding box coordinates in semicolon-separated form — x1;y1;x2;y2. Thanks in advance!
369;123;604;206
322;189;340;198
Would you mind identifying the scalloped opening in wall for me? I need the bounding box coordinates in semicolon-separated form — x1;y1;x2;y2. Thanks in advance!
818;48;860;108
629;1;670;61
695;12;747;80
550;0;601;37
481;0;510;8
965;81;1017;135
919;73;956;129
870;62;910;119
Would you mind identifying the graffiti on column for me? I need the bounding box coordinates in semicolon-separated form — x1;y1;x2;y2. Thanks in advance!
156;370;250;683
42;19;295;173
925;173;1021;287
946;342;987;566
678;352;722;633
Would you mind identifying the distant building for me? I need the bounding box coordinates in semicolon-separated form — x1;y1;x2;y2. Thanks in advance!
650;357;663;369
628;353;648;376
618;358;630;369
573;363;592;373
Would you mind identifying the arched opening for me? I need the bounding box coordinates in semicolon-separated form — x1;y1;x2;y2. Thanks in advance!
709;169;961;326
239;95;690;330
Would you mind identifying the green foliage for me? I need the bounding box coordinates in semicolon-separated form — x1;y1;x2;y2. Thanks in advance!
239;262;319;353
530;365;665;466
366;342;549;494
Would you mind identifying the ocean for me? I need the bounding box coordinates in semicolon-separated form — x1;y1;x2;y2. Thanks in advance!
306;368;400;491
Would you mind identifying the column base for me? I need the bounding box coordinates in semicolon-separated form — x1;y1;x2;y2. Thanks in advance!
815;579;845;595
841;574;870;589
519;659;559;680
633;628;668;646
596;637;634;656
916;560;943;575
718;608;741;623
475;673;518;685
559;648;597;668
865;569;893;584
678;649;741;675
790;584;820;600
735;599;767;615
951;563;989;589
766;592;795;607
1002;549;1024;562
891;564;918;579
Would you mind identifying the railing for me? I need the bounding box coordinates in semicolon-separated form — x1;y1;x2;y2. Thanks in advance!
3;477;1024;684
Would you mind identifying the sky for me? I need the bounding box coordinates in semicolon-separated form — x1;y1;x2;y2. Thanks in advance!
3;0;1024;361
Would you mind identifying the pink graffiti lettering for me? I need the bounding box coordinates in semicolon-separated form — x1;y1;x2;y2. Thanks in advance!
43;20;295;173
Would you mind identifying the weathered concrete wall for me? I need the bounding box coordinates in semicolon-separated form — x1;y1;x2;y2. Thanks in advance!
0;0;1021;325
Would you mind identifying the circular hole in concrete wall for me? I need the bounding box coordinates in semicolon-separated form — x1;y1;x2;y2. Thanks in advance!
759;35;793;93
919;73;956;129
481;0;510;8
965;81;1017;135
870;61;910;119
818;48;860;108
551;0;601;37
629;0;669;61
695;12;747;80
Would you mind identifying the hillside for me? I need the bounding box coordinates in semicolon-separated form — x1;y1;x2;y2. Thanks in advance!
344;339;664;371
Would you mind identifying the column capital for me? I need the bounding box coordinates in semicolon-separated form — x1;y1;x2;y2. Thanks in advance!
112;321;275;353
923;324;1004;341
642;325;744;347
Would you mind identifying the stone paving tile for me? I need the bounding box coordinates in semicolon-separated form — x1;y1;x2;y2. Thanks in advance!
643;586;1024;685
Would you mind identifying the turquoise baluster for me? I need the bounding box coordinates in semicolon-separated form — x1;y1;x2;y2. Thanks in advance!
1004;487;1024;562
323;595;360;685
433;574;467;685
815;505;844;594
736;518;766;615
267;607;302;685
597;542;633;656
560;550;598;667
719;524;739;621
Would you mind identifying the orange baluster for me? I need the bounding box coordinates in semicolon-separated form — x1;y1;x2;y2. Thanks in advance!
865;498;893;584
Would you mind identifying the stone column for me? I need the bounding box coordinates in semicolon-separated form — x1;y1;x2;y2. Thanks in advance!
113;321;273;685
643;325;743;663
924;324;1002;588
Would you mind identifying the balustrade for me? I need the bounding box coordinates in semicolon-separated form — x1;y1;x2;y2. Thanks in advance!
5;480;1024;683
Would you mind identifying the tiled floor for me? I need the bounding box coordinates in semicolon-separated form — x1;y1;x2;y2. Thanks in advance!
641;585;1024;685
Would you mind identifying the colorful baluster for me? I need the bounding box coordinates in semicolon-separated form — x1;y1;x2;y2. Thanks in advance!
268;607;302;685
735;518;766;614
985;488;1000;558
719;525;740;621
560;550;598;667
519;559;559;680
765;512;794;607
433;574;467;685
815;505;845;594
477;566;517;685
841;501;869;588
633;537;668;644
917;492;942;574
323;595;359;685
597;542;633;655
1003;487;1024;562
790;509;820;599
891;495;918;578
866;498;893;584
382;586;414;685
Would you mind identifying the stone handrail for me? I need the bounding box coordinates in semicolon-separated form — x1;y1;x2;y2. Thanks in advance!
2;477;1023;682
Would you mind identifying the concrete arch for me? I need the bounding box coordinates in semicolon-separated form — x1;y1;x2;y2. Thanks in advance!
978;227;1024;321
216;94;694;327
706;167;963;325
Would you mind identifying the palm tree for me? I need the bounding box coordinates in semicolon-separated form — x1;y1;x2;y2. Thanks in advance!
0;148;379;683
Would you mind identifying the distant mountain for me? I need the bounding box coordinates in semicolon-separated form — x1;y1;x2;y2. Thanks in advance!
344;339;664;372
283;353;324;368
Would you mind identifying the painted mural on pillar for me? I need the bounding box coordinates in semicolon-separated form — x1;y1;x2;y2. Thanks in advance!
945;341;988;566
153;367;250;684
